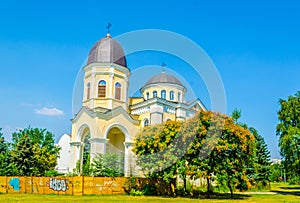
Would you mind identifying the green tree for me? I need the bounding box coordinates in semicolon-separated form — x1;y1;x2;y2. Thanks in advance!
276;91;300;179
134;111;255;197
187;111;255;197
134;121;192;194
249;127;271;188
92;153;124;177
10;127;60;176
0;128;18;176
231;109;272;189
231;108;241;124
270;163;282;182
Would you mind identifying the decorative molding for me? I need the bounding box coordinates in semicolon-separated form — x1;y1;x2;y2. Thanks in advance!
89;138;108;144
70;141;82;147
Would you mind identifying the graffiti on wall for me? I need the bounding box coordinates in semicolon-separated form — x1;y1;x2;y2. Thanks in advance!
47;178;69;192
9;178;20;190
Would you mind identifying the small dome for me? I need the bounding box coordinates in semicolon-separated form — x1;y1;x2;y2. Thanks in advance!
87;34;127;67
145;71;183;86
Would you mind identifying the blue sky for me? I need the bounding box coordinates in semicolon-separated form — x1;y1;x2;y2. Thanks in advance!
0;0;299;158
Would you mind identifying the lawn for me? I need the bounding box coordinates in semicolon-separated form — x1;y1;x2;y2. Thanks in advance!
1;182;299;203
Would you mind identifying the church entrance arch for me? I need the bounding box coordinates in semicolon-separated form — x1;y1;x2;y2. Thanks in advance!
106;126;126;174
106;127;125;155
77;125;91;174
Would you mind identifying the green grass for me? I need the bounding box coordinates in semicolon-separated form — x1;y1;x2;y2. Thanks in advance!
0;193;299;203
0;182;299;203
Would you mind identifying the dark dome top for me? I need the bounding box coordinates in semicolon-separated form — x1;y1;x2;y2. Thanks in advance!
87;34;127;67
145;71;183;86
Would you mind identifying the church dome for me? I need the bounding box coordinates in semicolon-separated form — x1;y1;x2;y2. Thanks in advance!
145;71;183;86
87;33;127;67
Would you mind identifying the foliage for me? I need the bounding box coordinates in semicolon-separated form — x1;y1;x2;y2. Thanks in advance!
133;120;192;195
270;163;282;182
129;184;157;196
249;127;271;188
82;154;92;176
276;91;300;180
0;128;18;176
134;111;256;197
129;188;145;196
10;127;60;176
82;134;91;175
92;153;124;177
44;170;64;177
231;109;272;189
231;108;241;124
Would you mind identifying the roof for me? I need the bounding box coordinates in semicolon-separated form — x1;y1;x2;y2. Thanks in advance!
87;33;127;67
145;71;183;86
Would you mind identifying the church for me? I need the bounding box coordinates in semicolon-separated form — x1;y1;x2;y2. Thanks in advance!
65;31;206;176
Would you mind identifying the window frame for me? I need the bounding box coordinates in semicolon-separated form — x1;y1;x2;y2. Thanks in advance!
98;80;106;98
153;90;158;98
161;90;166;99
115;82;122;100
170;90;174;100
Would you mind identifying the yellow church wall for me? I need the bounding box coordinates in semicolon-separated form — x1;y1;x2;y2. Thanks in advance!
95;112;140;141
72;110;100;142
137;112;151;128
129;97;144;106
162;112;176;121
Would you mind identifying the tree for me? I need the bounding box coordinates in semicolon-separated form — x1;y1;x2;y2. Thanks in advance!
187;111;255;197
249;127;271;188
231;109;271;189
133;120;193;194
231;108;241;124
276;91;300;179
270;163;282;182
0;128;9;175
10;127;60;176
0;128;18;176
92;153;124;177
134;111;256;197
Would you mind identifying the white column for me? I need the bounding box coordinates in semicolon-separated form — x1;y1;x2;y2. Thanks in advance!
91;73;95;109
89;138;109;161
69;141;82;171
124;142;134;177
109;72;114;109
124;77;128;108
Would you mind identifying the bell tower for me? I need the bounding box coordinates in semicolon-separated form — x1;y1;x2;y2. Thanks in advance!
82;32;130;110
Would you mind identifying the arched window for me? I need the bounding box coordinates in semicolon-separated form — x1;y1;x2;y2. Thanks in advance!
86;82;91;100
146;92;150;100
161;90;166;99
144;118;149;127
153;91;157;98
98;80;106;98
170;90;174;100
115;82;121;100
178;92;181;102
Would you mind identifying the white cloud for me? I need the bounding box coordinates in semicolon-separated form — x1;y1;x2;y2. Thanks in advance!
35;107;65;116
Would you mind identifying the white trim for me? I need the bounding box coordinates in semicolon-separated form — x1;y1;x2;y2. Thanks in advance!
142;118;150;127
76;123;91;142
104;123;130;142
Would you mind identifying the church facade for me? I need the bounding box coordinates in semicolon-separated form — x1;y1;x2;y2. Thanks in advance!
69;32;206;176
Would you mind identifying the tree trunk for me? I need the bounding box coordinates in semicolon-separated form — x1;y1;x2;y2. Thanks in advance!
228;181;233;198
206;177;211;198
183;175;187;195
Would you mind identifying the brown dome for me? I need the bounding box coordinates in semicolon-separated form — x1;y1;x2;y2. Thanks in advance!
87;34;127;67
